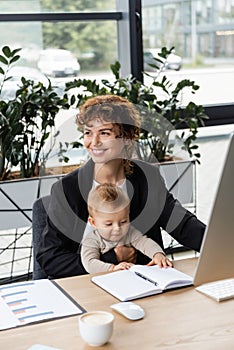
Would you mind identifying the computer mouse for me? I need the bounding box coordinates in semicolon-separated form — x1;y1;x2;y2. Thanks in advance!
110;301;145;320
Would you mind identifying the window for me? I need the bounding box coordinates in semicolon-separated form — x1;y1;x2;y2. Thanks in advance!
0;1;120;75
142;0;234;109
0;0;233;124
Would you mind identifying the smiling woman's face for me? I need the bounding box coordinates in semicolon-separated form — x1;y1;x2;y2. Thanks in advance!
83;119;127;164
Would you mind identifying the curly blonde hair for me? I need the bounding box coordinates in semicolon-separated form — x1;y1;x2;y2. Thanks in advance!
77;95;142;174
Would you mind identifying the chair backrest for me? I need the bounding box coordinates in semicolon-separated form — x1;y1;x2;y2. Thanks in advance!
32;195;51;279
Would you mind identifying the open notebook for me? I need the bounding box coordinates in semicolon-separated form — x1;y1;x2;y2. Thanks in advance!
92;264;192;301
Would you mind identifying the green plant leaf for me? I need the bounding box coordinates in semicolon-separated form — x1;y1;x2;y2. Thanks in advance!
10;55;21;64
0;55;8;65
71;141;83;148
11;48;22;56
2;46;11;58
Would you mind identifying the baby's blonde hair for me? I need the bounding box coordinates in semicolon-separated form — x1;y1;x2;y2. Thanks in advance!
88;183;130;216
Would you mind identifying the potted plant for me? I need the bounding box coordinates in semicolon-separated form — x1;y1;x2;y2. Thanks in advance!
0;46;70;181
0;46;71;243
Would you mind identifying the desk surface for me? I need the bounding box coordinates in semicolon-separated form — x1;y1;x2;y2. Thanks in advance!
1;258;234;350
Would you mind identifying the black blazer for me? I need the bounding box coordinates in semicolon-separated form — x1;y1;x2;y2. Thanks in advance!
37;159;205;278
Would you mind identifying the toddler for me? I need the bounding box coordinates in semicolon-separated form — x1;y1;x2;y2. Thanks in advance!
81;183;173;273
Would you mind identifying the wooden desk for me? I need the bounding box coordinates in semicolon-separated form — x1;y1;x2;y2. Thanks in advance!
1;258;233;350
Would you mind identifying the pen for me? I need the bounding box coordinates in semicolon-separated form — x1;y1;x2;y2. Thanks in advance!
134;272;158;286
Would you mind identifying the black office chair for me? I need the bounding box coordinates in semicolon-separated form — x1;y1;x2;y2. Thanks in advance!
32;195;51;280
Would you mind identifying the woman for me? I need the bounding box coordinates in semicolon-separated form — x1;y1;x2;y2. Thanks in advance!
37;95;205;278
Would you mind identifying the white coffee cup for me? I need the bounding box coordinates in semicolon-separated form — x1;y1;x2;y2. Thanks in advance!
79;311;114;346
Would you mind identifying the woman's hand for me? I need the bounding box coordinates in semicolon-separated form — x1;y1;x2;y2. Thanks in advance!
114;245;137;263
147;252;173;268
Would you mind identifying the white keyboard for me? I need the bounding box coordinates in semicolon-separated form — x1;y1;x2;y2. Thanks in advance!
195;278;234;302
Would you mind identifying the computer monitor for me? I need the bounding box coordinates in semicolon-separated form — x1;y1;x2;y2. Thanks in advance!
193;133;234;286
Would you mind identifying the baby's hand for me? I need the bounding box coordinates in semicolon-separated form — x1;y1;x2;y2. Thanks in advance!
109;262;134;272
147;252;173;268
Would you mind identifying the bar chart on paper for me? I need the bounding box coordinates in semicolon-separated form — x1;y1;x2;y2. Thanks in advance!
0;280;85;330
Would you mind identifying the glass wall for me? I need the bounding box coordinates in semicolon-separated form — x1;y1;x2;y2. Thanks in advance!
0;0;233;109
142;0;234;59
0;20;117;71
142;0;234;105
0;0;118;73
